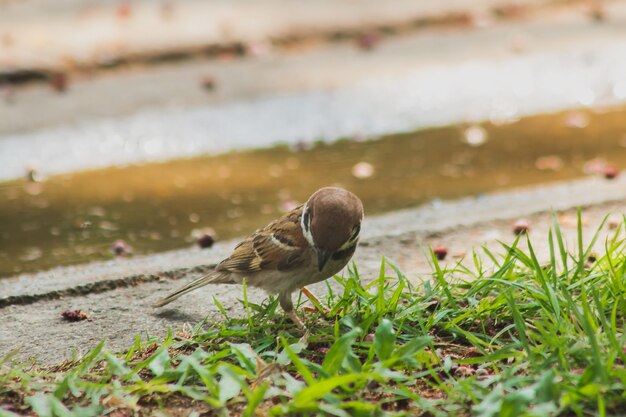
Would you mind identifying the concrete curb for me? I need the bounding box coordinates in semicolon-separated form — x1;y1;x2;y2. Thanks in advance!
1;0;559;71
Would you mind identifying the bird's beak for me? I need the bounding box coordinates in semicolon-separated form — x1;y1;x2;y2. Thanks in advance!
317;249;332;271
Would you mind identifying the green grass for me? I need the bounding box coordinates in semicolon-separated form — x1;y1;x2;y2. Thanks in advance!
2;211;626;416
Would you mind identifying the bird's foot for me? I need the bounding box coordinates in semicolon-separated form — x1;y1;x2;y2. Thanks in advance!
289;309;307;330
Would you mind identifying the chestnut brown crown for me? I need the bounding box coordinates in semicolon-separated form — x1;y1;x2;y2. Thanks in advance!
302;187;364;253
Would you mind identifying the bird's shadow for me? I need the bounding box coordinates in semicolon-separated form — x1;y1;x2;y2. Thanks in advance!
153;309;201;322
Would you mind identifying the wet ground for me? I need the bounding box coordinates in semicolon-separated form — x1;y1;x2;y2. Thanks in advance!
1;105;625;277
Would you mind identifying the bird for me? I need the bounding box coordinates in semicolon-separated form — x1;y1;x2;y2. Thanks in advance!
153;186;364;329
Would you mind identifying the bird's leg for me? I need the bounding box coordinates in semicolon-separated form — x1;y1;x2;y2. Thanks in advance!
301;287;330;316
279;292;306;330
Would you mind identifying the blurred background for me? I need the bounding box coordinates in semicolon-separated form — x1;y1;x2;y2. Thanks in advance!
1;0;626;278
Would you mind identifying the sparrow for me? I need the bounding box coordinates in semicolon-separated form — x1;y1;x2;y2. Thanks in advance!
153;186;364;329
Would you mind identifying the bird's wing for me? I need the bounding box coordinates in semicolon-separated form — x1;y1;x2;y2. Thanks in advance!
216;205;309;273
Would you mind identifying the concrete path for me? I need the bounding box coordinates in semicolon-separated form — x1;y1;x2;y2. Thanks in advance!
1;175;625;365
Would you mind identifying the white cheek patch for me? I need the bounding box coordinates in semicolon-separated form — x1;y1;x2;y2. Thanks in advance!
301;204;315;247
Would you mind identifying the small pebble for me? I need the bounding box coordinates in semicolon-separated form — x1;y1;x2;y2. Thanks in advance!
112;240;130;256
433;245;448;260
61;310;89;322
603;165;619;179
513;220;529;235
197;233;215;249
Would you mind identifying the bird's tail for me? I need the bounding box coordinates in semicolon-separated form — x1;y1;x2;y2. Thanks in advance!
153;271;233;307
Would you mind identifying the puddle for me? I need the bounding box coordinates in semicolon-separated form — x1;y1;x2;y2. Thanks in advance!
1;105;626;278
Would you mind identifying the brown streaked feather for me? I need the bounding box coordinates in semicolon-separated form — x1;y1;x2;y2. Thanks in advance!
216;205;308;274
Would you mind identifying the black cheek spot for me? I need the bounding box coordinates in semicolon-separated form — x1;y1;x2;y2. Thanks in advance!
332;245;356;261
303;209;310;232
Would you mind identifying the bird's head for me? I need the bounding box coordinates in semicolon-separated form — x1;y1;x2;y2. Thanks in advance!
301;187;363;271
